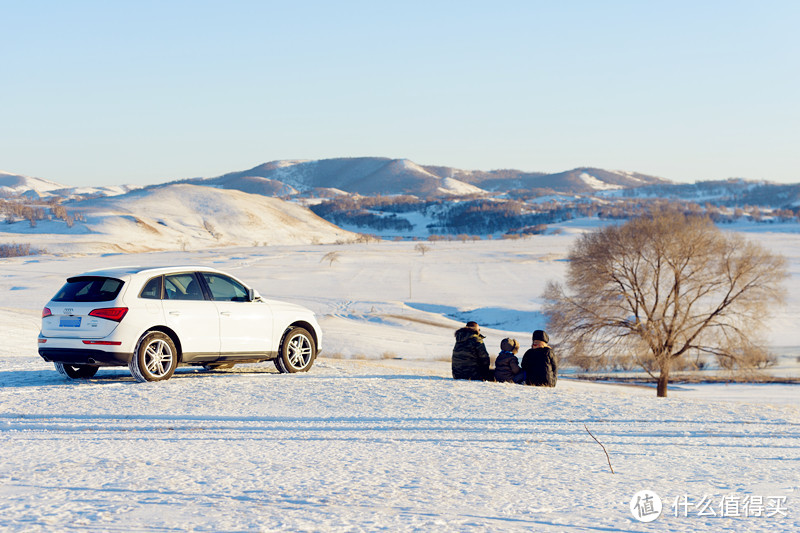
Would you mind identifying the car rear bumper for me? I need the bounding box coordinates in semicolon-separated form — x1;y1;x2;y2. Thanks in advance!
38;347;132;366
38;328;137;367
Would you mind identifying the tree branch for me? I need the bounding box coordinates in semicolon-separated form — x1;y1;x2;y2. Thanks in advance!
584;425;614;474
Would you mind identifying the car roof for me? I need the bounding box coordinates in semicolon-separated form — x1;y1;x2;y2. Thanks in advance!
71;266;227;279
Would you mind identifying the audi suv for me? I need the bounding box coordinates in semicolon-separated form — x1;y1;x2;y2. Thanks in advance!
38;266;321;382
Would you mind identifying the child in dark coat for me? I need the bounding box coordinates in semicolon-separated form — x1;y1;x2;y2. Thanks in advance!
494;338;525;384
521;329;558;387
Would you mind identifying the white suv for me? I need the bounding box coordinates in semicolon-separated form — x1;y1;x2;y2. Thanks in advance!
38;266;322;382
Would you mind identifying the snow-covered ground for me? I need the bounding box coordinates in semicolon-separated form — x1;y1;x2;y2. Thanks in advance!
1;226;798;531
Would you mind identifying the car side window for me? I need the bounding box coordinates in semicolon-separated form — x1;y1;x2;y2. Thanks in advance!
201;273;249;302
140;276;162;299
164;273;206;301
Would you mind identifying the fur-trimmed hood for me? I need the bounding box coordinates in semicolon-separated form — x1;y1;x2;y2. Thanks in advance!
454;327;484;342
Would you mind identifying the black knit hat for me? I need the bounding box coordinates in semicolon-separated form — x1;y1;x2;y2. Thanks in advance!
532;330;549;343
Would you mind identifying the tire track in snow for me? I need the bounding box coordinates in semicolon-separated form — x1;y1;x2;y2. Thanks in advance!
3;414;797;451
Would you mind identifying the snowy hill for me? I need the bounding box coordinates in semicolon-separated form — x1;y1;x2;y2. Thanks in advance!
536;167;665;192
0;170;139;200
623;178;800;207
206;175;298;197
0;184;356;253
419;166;668;194
195;157;487;197
51;184;141;199
0;171;66;197
195;159;667;198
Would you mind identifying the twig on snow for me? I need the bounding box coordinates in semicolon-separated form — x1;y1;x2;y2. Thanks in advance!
584;424;614;474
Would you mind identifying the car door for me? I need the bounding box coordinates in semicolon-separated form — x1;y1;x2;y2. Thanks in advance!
162;272;220;359
199;272;273;356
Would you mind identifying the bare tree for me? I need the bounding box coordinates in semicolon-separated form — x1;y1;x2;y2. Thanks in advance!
321;251;340;267
414;243;431;256
543;210;788;397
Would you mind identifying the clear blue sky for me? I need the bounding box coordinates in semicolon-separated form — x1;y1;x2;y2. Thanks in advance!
2;0;798;186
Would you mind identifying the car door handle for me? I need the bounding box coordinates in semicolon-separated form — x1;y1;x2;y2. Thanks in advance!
169;311;180;316
220;311;232;317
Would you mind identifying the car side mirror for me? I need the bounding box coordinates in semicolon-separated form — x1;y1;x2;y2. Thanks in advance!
247;288;255;302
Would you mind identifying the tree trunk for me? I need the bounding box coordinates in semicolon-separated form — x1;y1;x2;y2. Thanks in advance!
656;369;670;398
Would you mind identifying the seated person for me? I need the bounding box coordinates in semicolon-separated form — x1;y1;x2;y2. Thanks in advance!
521;330;558;387
451;321;491;381
494;338;525;383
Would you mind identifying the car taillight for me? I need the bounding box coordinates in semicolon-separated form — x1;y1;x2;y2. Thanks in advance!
42;307;52;318
88;307;128;322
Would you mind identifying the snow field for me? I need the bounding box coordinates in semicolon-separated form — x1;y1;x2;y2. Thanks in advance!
1;358;798;532
1;231;799;531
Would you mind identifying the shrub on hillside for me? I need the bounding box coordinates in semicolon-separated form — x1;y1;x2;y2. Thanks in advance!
0;243;45;257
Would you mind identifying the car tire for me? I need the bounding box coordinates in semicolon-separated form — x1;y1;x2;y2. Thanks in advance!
277;327;316;373
54;362;99;379
129;331;178;382
273;356;287;373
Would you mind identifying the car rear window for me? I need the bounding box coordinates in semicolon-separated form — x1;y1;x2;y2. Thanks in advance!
52;276;125;302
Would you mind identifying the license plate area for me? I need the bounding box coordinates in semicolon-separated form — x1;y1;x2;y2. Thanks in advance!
59;316;82;327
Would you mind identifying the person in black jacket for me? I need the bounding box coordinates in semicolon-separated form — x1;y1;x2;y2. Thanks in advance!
451;321;491;381
521;329;558;387
494;338;525;383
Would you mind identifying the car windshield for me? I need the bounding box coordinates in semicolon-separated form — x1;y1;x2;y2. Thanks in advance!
52;276;124;302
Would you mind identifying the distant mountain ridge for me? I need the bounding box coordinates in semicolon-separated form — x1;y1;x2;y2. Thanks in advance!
5;159;799;204
0;171;67;196
623;178;800;207
3;159;799;253
191;158;487;197
184;158;670;197
0;170;137;199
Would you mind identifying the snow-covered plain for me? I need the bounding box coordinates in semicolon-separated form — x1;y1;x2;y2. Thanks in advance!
1;225;799;531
